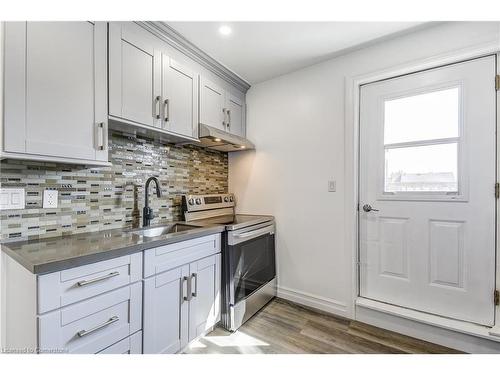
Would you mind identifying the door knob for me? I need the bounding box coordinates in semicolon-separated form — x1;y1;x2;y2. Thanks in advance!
362;204;379;212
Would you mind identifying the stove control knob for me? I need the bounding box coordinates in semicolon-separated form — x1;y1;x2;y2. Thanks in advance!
224;196;230;202
188;198;195;205
229;196;234;202
195;198;202;205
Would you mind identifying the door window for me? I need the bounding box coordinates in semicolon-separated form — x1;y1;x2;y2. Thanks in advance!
382;86;462;196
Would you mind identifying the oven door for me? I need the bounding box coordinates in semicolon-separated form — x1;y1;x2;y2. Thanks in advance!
227;222;276;306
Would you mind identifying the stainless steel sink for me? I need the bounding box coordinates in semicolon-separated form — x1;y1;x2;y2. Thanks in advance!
130;223;199;238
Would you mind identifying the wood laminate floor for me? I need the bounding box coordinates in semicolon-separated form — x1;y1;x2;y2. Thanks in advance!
184;298;461;354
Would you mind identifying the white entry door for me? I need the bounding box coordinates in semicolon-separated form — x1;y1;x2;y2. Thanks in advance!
359;56;497;326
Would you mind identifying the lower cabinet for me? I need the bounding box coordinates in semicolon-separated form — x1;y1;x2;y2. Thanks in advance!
188;254;221;342
2;234;221;354
143;253;221;354
98;330;142;354
38;282;142;354
143;264;189;354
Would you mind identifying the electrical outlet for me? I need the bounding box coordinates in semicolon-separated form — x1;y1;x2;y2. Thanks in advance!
328;180;336;192
43;189;58;209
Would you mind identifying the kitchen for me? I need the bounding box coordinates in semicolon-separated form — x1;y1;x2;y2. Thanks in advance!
0;19;277;354
1;1;500;371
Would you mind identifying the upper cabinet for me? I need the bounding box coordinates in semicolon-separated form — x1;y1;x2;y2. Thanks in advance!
2;21;109;165
200;77;246;137
162;56;199;139
199;77;226;132
226;93;245;138
2;21;250;165
109;24;198;140
108;23;161;129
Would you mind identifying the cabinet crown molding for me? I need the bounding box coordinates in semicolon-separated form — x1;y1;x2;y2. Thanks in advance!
136;21;251;93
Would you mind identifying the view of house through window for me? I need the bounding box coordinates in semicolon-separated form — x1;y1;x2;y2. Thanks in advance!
383;87;460;193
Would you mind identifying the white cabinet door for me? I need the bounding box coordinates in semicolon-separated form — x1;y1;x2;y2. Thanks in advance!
226;93;245;137
199;77;226;131
162;56;198;138
109;23;161;128
143;265;189;354
3;21;108;162
188;254;221;342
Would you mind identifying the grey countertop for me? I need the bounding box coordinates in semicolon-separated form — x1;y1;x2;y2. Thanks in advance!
0;223;225;275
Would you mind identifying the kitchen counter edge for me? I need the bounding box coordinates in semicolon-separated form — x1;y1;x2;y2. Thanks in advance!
0;225;225;275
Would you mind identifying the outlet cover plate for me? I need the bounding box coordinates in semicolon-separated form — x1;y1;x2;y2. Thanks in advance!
328;180;336;192
0;188;25;210
43;189;58;209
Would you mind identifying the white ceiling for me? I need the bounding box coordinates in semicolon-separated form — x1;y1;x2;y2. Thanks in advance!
167;22;427;84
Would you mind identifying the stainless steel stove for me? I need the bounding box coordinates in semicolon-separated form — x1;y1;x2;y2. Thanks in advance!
182;193;276;332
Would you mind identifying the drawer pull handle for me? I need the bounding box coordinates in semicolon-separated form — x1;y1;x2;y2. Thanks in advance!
77;316;119;338
76;271;120;287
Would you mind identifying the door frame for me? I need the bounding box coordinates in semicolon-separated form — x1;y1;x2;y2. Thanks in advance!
344;42;500;329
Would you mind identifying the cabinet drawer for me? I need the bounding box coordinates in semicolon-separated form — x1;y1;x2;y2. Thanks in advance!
38;282;142;354
38;253;142;314
98;331;142;354
143;234;220;277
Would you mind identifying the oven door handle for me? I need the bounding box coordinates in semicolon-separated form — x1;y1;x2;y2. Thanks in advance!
232;224;275;241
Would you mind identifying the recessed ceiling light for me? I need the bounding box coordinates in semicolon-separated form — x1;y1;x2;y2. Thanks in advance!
218;25;232;36
214;138;221;142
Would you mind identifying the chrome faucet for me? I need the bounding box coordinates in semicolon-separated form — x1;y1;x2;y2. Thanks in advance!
143;177;162;227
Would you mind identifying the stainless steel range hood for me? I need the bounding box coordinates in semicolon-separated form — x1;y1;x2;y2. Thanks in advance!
198;124;255;152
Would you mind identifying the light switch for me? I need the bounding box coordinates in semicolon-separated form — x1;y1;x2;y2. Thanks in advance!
0;188;25;210
11;193;20;204
43;189;58;209
1;192;8;206
328;180;336;192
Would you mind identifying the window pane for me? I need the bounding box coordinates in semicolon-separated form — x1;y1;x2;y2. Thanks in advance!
384;87;459;144
385;143;458;193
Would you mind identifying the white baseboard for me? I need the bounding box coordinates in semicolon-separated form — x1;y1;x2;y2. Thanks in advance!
276;285;349;318
356;298;500;353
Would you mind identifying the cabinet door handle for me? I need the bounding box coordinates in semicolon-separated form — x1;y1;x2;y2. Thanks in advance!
102;122;108;151
222;108;227;128
227;109;231;130
154;95;161;119
95;122;106;150
164;98;170;122
191;273;197;298
76;271;120;287
183;275;192;301
77;316;119;338
182;276;187;301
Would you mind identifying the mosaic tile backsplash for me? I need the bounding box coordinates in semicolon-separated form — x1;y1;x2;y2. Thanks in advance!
0;131;228;241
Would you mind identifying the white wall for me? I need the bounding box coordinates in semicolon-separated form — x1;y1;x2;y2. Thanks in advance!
229;22;500;318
